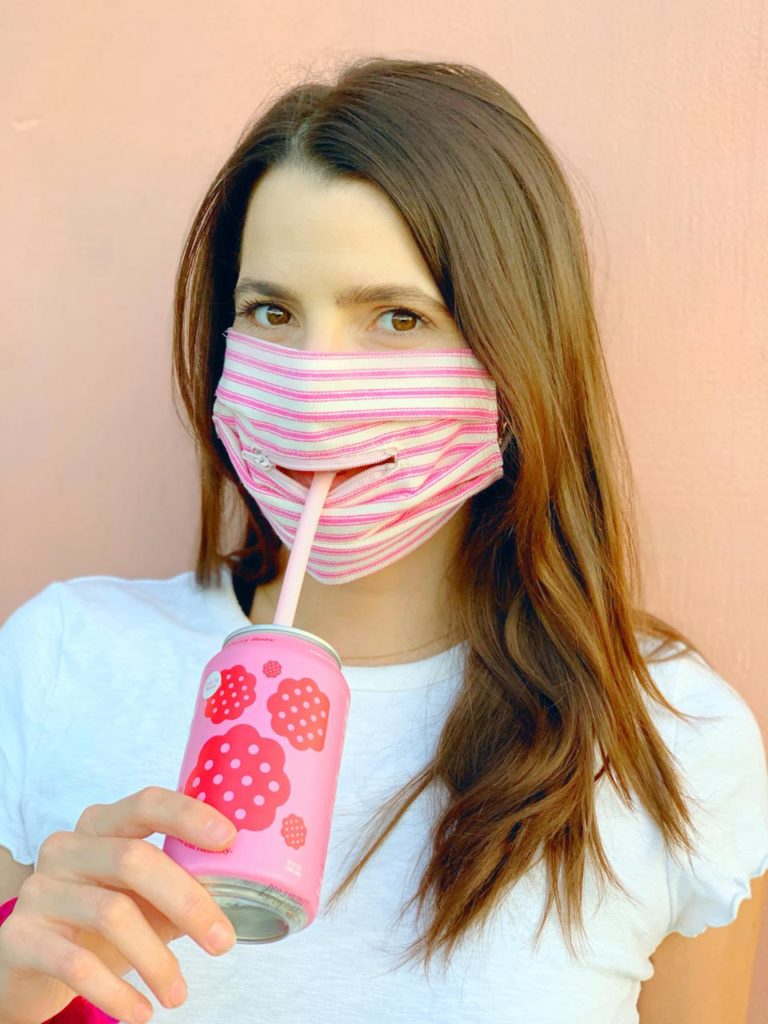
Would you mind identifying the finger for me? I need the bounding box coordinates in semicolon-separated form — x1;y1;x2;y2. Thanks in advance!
0;915;156;1024
37;832;236;957
22;872;188;1010
76;785;237;849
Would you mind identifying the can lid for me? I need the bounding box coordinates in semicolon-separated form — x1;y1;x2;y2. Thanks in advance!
223;624;342;671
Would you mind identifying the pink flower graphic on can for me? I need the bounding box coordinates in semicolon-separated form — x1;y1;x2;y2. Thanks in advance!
267;677;330;752
203;664;257;724
184;724;290;831
263;659;282;678
281;813;308;849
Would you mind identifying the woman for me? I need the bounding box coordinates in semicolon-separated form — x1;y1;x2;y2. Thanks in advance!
0;56;766;1024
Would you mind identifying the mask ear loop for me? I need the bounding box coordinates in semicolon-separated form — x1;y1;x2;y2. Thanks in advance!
498;416;513;455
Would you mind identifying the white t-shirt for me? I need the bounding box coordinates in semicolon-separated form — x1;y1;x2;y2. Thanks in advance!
1;567;767;1024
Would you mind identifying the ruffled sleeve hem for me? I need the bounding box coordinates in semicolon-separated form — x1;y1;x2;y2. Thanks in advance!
667;850;768;938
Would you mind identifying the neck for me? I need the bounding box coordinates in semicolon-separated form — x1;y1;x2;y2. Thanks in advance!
247;508;468;667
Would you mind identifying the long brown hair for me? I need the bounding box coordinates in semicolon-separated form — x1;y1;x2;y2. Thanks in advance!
172;56;715;975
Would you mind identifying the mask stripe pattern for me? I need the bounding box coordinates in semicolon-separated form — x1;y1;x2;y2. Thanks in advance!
212;328;506;584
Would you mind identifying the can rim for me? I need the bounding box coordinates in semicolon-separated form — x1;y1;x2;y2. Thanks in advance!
223;623;342;671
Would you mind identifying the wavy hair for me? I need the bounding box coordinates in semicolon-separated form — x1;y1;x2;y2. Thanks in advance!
172;55;713;975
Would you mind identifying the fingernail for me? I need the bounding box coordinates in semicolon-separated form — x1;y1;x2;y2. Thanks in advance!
205;819;236;844
167;977;188;1007
133;1002;153;1023
207;920;235;953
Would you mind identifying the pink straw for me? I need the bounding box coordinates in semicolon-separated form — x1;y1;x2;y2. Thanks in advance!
273;472;336;627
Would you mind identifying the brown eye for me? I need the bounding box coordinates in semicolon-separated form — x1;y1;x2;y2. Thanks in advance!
378;308;430;333
264;305;290;327
236;301;291;327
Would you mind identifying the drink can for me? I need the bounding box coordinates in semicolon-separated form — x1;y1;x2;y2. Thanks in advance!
163;624;350;942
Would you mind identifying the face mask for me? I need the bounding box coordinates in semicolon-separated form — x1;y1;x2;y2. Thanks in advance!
212;327;507;585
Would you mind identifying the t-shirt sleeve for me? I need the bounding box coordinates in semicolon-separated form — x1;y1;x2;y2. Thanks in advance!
664;651;768;938
0;582;63;866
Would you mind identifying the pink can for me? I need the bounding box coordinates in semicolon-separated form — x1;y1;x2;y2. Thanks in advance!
163;624;350;943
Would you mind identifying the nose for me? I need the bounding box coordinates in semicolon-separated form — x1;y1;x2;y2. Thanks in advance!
286;310;361;355
298;327;348;355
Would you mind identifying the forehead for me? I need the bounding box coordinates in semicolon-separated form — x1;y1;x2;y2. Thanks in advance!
238;164;434;288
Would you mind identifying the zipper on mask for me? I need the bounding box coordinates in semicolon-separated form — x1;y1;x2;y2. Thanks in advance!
243;448;398;472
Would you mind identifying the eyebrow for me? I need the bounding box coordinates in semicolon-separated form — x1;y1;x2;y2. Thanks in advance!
234;278;450;316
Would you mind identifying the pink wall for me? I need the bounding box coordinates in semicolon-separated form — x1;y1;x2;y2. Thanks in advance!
3;2;766;1016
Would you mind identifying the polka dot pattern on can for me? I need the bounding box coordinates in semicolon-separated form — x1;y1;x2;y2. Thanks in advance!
204;664;257;724
281;813;308;849
266;676;330;752
183;724;290;832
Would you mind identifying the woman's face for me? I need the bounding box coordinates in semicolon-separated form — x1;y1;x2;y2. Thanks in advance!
231;162;467;356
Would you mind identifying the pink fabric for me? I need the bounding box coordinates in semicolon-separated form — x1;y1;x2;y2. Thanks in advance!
0;897;118;1023
212;326;506;584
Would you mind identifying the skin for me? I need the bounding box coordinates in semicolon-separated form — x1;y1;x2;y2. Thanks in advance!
234;162;474;666
0;788;240;1023
0;164;482;1024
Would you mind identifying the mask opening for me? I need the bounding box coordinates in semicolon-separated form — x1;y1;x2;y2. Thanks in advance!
276;455;397;488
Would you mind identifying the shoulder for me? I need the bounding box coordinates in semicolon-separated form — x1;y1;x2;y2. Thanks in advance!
2;568;229;640
639;636;767;838
638;635;764;757
48;569;206;621
1;567;234;712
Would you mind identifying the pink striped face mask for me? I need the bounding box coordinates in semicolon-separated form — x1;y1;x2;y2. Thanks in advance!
212;327;507;585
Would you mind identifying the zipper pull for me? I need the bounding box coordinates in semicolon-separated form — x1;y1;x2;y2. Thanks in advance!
244;449;273;469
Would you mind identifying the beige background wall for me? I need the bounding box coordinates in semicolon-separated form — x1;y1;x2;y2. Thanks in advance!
2;1;767;1016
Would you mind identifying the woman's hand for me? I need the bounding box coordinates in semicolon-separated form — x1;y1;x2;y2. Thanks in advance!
0;786;239;1024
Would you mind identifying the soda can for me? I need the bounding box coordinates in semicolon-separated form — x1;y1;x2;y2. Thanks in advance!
163;624;350;942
